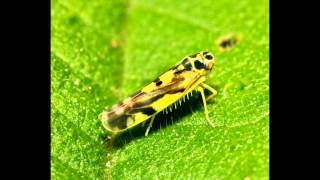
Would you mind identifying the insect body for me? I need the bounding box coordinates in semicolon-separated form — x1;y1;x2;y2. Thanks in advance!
99;51;217;136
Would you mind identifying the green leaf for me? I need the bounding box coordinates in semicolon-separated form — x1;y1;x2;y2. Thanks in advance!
51;0;127;179
51;0;269;179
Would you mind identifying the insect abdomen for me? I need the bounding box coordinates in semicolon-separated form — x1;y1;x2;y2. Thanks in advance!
100;107;154;133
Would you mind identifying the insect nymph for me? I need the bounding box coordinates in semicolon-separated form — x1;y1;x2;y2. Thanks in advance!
100;51;217;136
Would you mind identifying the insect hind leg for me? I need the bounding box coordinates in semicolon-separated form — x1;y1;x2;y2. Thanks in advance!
196;86;216;128
200;83;217;101
145;115;156;136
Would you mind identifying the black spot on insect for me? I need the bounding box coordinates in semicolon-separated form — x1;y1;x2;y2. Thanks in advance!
153;77;163;86
156;81;162;86
129;107;157;116
194;60;205;69
205;54;213;60
183;63;192;71
203;51;209;55
181;58;192;71
170;59;188;71
189;53;198;58
181;58;189;64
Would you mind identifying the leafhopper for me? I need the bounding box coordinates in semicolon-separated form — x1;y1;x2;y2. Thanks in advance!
100;51;217;136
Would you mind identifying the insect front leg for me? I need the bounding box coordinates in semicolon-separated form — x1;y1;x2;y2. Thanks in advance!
196;86;216;128
200;83;217;101
145;115;156;136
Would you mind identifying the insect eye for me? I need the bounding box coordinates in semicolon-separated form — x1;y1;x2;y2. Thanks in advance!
205;54;213;60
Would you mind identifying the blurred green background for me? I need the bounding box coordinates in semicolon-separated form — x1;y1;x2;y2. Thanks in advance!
51;0;269;179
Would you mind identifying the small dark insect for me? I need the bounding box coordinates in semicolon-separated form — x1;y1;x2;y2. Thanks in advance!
217;35;239;51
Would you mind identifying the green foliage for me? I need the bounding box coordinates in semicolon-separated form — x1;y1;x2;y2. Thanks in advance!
51;0;269;179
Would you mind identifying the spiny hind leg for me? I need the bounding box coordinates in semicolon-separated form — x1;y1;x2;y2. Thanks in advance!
196;86;216;128
200;83;217;101
145;115;156;136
